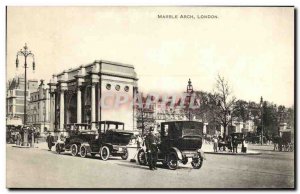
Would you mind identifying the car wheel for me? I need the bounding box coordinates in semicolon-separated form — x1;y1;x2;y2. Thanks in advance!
121;148;129;160
167;152;178;170
55;144;61;154
100;146;110;161
80;145;87;158
181;157;188;165
191;153;203;169
71;144;78;156
137;149;147;165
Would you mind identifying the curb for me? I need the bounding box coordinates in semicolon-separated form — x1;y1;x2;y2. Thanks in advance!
12;145;39;149
12;145;31;148
204;151;261;155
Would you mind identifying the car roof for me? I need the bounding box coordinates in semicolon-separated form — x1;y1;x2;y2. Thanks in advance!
105;129;133;134
66;123;91;126
93;120;125;125
161;121;203;124
78;130;97;134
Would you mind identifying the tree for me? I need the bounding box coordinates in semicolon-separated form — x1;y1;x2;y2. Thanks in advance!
210;75;236;138
232;100;249;122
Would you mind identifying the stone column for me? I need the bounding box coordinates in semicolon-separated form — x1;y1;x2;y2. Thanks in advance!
50;92;56;132
59;90;65;131
89;63;100;131
77;86;82;123
91;83;96;130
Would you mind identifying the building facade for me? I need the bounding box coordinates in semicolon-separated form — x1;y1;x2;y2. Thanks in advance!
27;80;51;133
48;60;138;133
6;75;39;124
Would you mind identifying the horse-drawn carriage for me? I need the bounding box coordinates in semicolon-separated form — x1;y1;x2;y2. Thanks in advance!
218;132;245;153
278;131;293;152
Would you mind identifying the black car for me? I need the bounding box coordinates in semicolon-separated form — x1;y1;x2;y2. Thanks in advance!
137;121;205;170
56;121;133;160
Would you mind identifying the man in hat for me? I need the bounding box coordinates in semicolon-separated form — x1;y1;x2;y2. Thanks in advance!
46;132;55;151
145;127;158;170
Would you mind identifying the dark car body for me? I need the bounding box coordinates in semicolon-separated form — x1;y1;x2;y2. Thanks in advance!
137;121;205;170
56;121;133;160
64;130;97;150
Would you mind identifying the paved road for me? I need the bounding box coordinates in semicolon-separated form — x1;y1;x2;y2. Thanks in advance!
6;144;294;188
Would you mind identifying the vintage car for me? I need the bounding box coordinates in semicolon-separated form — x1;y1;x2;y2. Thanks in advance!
137;121;205;170
56;121;133;160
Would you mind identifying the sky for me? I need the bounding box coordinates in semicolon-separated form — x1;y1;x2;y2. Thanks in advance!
6;7;294;107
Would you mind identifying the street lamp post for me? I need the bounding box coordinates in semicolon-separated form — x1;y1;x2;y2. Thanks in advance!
260;96;264;145
16;43;36;125
186;78;194;121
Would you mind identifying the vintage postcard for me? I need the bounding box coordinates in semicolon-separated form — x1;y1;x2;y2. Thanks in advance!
6;6;295;189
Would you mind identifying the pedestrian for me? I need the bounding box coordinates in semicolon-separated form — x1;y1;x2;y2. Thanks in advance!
227;135;233;152
136;135;142;149
46;132;55;151
16;132;21;145
213;136;218;152
242;140;247;153
35;130;40;144
232;135;238;153
273;136;279;151
145;127;158;170
28;128;33;147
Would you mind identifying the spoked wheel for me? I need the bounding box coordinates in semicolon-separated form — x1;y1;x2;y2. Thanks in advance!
137;149;147;165
100;146;110;161
191;153;203;169
181;157;188;165
167;152;178;170
55;144;61;154
121;148;129;160
80;145;87;158
71;144;78;157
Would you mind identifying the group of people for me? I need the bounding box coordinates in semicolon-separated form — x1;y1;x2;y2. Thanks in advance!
7;126;40;147
212;135;247;153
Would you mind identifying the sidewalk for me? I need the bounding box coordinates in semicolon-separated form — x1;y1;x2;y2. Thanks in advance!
202;143;261;155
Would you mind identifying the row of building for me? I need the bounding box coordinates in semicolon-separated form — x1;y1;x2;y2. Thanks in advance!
7;60;138;134
7;59;281;137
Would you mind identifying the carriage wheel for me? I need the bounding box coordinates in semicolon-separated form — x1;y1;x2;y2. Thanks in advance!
137;149;147;165
71;144;78;156
80;145;87;158
100;146;110;161
121;148;129;160
191;153;203;169
167;152;178;170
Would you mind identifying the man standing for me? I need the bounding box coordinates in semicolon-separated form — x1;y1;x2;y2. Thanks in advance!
145;127;158;170
232;135;238;153
213;135;218;152
46;132;55;151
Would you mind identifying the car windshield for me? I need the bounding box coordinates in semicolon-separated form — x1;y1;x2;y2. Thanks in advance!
175;122;202;137
98;123;124;132
182;128;201;137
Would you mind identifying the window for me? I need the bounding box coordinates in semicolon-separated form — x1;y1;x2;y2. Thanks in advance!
124;86;129;92
162;124;169;137
115;85;120;91
106;84;111;90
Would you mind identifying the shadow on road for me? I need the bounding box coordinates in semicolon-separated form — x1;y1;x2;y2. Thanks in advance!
117;162;191;171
